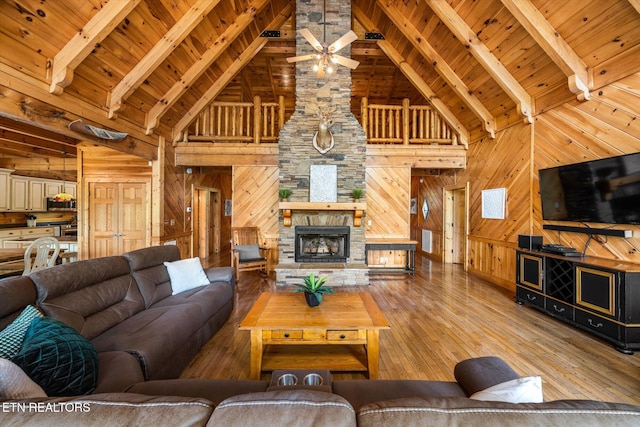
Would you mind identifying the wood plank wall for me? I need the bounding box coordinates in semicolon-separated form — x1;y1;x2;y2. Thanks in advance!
162;140;191;258
534;72;640;263
232;166;279;267
459;123;532;288
412;71;640;291
365;167;411;239
366;167;411;267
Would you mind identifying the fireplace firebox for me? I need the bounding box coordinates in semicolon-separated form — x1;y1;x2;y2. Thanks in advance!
295;226;350;263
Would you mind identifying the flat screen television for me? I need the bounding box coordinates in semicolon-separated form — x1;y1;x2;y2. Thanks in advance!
539;152;640;225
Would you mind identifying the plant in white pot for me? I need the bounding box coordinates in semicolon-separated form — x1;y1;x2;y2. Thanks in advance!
293;273;334;307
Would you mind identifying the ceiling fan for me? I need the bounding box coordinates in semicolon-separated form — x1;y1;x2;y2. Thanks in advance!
286;2;359;78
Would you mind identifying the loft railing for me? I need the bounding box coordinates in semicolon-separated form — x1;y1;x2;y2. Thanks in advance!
183;96;459;147
185;96;284;144
361;98;458;145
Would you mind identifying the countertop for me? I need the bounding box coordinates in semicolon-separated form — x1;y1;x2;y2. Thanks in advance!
3;236;78;243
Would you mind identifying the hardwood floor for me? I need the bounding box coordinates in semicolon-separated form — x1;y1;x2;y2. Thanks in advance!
183;252;640;405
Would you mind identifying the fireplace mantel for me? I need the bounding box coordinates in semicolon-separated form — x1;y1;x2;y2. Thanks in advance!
279;202;366;227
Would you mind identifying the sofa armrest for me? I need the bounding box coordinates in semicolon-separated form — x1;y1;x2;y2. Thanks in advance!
453;356;520;396
205;266;235;285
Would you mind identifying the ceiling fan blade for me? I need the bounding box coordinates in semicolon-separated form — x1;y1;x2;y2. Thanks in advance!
299;28;323;51
331;54;360;69
286;54;318;63
329;30;357;53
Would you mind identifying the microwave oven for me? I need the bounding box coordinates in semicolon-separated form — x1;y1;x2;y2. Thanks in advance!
47;198;76;211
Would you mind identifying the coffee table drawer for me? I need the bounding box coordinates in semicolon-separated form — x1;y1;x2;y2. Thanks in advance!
267;330;303;340
327;330;360;341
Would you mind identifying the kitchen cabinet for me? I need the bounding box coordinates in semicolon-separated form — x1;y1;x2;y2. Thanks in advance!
0;227;55;248
10;177;29;211
4;174;76;212
28;179;46;212
0;169;11;211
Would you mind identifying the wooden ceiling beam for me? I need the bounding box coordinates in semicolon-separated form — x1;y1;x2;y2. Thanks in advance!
0;128;77;156
171;1;295;142
629;0;640;15
426;0;533;124
500;0;591;101
378;0;496;138
353;4;469;147
0;117;78;151
146;0;273;135
49;0;143;95
2;62;158;148
107;0;221;118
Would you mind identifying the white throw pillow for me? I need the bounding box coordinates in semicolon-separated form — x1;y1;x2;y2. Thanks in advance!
470;376;543;403
164;257;210;295
0;359;47;399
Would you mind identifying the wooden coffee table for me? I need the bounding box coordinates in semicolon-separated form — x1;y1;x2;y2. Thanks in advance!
239;292;390;379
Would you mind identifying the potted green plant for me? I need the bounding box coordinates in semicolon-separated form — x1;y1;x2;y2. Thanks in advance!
279;188;292;201
352;188;363;202
293;273;334;307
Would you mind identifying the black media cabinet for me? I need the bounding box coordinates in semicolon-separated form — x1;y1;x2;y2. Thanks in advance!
516;249;640;354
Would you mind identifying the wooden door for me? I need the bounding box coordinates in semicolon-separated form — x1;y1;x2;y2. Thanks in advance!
208;190;220;254
451;188;466;264
194;188;206;258
119;183;148;253
89;182;118;258
89;181;148;258
443;183;468;267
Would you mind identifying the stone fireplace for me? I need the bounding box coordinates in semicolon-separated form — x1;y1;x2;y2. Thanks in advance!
276;0;369;286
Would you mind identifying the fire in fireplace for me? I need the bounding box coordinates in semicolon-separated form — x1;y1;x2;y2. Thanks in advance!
295;226;350;263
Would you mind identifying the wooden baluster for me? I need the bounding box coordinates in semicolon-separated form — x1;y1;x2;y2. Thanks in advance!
254;96;261;144
361;97;368;139
402;99;409;145
278;95;285;136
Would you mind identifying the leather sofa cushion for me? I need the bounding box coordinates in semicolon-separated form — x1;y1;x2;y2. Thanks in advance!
357;396;640;426
150;281;233;325
453;356;521;396
1;393;214;426
90;303;202;380
332;380;466;411
210;389;356;427
31;257;144;340
124;246;181;307
0;276;37;329
94;351;145;394
126;379;270;406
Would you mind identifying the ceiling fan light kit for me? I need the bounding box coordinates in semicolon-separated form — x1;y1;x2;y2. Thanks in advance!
286;1;359;78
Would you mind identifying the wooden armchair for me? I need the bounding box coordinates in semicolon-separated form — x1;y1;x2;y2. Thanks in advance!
231;227;270;279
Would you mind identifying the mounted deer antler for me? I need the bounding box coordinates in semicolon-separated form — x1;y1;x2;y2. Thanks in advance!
312;103;336;154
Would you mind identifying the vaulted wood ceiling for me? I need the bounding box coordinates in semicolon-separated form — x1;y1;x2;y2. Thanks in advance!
1;0;640;178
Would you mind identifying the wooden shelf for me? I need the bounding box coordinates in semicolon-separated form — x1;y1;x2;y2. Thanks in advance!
278;202;366;210
261;344;368;372
279;202;366;227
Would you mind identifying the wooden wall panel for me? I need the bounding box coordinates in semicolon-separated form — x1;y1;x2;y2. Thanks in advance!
232;165;279;269
232;165;279;234
456;123;532;288
365;167;411;239
533;71;640;263
162;141;189;241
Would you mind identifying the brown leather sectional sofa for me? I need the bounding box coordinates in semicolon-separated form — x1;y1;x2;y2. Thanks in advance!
2;247;639;425
0;245;235;392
